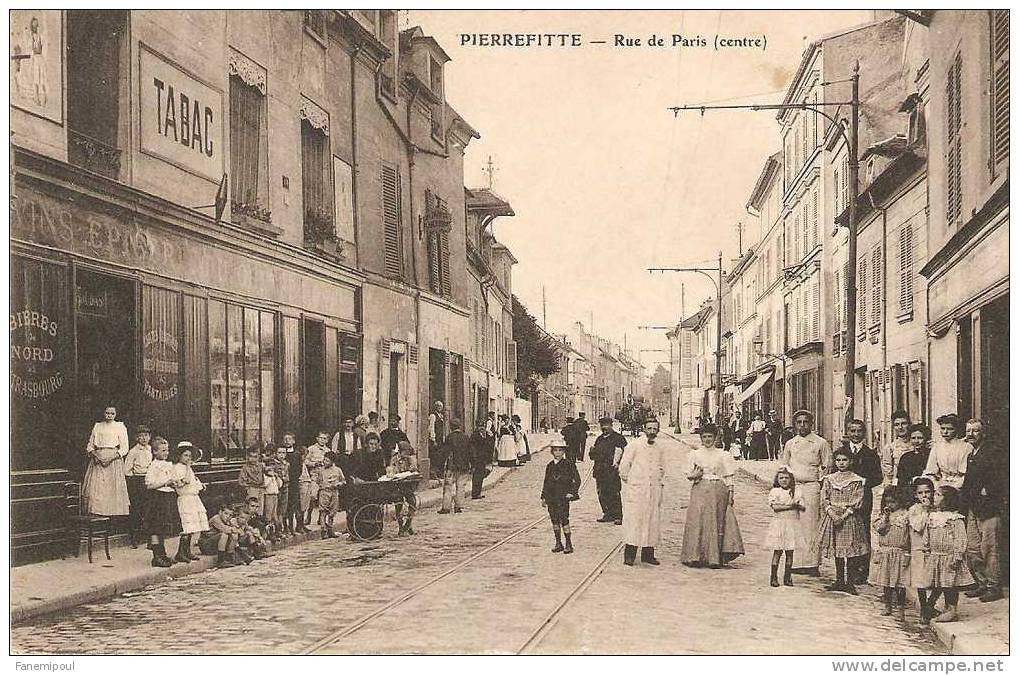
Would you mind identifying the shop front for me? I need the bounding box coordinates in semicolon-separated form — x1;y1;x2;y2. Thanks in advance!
10;149;363;564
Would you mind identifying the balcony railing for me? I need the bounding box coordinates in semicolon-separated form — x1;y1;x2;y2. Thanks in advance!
68;129;121;180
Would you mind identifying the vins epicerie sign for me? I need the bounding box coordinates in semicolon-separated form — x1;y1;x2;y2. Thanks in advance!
139;45;224;182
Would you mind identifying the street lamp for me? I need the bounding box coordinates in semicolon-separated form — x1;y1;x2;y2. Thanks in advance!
649;251;725;424
669;63;861;428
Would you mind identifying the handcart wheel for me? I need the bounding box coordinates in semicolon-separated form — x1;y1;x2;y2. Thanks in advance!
352;503;385;541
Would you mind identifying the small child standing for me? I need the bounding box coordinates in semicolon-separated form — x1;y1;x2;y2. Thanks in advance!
238;448;265;515
909;477;935;622
390;440;420;536
170;441;208;564
869;486;912;615
813;448;870;595
262;464;281;543
316;452;345;538
765;467;804;587
541;440;581;554
123;425;153;548
142;437;181;567
290;444;313;534
923;485;975;623
272;447;292;536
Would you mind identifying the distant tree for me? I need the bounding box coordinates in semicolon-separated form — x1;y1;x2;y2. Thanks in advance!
511;295;561;397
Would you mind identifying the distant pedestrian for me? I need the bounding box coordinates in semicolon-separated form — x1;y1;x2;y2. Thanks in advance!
811;447;869;595
123;424;153;547
748;413;768;460
766;467;804;587
82;405;131;518
869;486;911;616
496;414;518;467
428;401;447;478
142;437;180;568
575;412;590;462
922;485;975;623
620;419;667;567
680;423;745;568
470;420;493;500
170;441;207;564
541;439;581;554
561;416;580;462
380;415;409;459
512;414;530;463
765;410;783;461
590;416;626;524
438;419;472;514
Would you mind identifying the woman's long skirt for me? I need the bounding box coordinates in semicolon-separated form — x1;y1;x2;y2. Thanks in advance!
680;479;745;565
749;432;768;460
497;435;518;466
82;450;130;516
792;481;822;569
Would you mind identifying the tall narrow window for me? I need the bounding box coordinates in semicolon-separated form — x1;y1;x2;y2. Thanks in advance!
833;167;841;217
66;10;126;179
301;113;332;242
945;51;963;226
897;224;915;317
810;189;819;249
381;162;404;278
229;59;269;224
811;275;820;341
991;10;1009;176
427;231;451;296
833;267;842;342
801;202;810;254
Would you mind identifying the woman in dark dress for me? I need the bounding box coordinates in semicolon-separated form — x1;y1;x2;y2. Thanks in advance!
896;424;932;487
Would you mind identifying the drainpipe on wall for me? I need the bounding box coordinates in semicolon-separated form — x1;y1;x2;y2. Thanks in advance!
349;44;361;268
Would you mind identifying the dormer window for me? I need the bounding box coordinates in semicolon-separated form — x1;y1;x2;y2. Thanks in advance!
428;56;443;97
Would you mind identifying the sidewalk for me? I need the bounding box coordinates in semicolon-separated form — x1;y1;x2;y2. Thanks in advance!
11;435;556;625
732;455;1009;656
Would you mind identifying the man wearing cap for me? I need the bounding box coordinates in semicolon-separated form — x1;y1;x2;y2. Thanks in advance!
428;401;447;478
590;415;627;524
379;415;409;459
123;424;153;547
923;413;973;490
562;416;581;463
575;412;591;463
781;409;832;575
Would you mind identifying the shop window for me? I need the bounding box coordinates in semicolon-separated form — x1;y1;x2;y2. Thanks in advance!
66;10;126;180
183;295;210;451
10;256;71;473
281;316;302;439
141;286;182;446
302;318;325;438
209;300;276;462
229;67;270;226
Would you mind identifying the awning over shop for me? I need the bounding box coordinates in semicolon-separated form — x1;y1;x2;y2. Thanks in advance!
734;370;774;406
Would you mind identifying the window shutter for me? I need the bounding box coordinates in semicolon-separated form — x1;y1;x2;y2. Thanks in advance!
427;232;441;293
440;230;452;297
842;260;850;332
833;266;842;339
811;276;820;341
871;246;882;327
810;189;819;249
833;168;840;217
802;202;809;254
794;213;801;261
795;290;803;346
507;340;517;382
945;52;963;225
991;10;1009;174
897;224;915;316
382;163;404;278
857;252;868;336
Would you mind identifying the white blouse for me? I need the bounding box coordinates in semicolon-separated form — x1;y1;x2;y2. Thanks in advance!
85;421;130;456
687;446;736;485
145;459;177;493
171;464;203;496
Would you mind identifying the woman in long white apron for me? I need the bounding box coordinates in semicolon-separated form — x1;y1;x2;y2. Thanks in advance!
496;415;518;467
619;419;667;566
82;406;131;517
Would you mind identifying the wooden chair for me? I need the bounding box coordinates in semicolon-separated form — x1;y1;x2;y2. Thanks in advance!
63;482;112;563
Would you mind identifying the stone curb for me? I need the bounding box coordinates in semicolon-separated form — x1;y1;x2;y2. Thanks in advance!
11;442;552;626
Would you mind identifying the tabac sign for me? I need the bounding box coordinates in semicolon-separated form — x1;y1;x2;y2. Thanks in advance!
139;44;223;182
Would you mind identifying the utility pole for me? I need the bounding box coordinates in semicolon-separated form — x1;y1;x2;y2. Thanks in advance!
542;285;547;329
681;283;686;321
648;250;725;425
485;155;495;189
668;62;861;428
736;221;744;255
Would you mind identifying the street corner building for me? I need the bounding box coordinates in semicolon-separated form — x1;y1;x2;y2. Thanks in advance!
9;10;519;564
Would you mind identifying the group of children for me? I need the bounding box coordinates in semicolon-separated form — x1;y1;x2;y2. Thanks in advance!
766;449;975;624
122;421;424;569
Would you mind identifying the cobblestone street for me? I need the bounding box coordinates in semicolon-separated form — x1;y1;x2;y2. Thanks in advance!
11;434;943;655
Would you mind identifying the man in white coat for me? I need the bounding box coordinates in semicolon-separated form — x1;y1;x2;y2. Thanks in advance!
619;417;667;566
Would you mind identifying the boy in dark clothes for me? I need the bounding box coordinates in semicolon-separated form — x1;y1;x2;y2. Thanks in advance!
541;439;582;554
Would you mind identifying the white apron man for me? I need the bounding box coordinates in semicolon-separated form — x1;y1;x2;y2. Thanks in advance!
619;418;667;566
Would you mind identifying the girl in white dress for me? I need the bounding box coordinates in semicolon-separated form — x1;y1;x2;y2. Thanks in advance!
766;466;805;587
171;441;208;564
82;406;131;517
